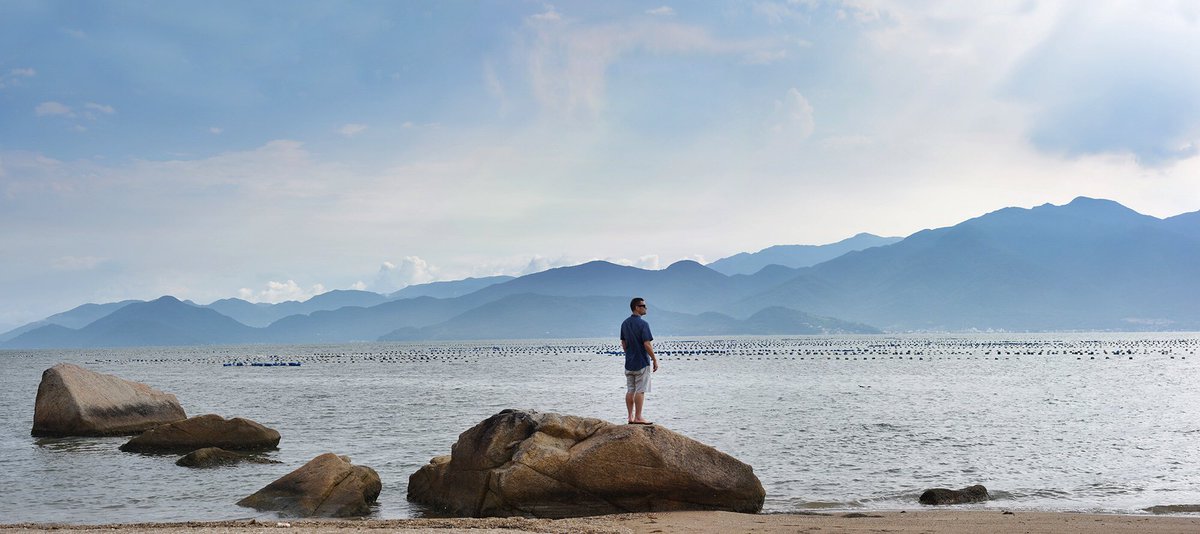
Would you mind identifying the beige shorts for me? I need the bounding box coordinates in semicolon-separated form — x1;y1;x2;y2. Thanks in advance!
625;365;652;393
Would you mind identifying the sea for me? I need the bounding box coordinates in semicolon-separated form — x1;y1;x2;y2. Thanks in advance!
2;333;1199;524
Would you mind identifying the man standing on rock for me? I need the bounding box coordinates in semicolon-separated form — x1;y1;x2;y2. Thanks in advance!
620;297;658;424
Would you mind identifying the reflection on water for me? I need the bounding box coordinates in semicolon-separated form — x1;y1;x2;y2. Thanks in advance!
34;436;128;452
1;333;1199;524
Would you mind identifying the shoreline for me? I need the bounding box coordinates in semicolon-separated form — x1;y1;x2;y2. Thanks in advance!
6;511;1200;534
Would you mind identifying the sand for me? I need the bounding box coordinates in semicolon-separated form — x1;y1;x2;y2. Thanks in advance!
5;511;1200;534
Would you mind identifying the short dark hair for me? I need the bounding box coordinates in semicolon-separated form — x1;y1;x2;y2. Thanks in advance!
630;297;644;312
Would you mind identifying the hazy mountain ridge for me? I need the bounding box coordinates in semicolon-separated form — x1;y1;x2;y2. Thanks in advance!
707;232;902;275
0;300;140;342
379;294;880;341
389;275;516;299
5;197;1198;348
737;197;1200;330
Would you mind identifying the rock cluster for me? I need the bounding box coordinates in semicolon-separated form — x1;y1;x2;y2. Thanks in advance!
32;363;382;518
408;409;765;518
31;363;187;437
237;453;382;517
119;414;281;453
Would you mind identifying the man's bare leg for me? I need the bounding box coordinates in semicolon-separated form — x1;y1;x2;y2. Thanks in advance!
626;391;635;423
631;392;649;423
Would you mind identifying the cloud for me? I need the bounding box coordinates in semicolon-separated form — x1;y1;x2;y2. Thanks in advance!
209;127;223;134
770;88;815;140
371;257;437;293
84;102;115;115
237;280;327;303
1005;3;1200;166
337;123;369;137
35;101;74;117
646;6;675;16
531;6;562;21
11;68;36;77
522;13;770;118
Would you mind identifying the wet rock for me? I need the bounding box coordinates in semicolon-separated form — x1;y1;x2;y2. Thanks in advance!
176;447;282;468
119;414;280;453
32;363;187;437
407;409;765;518
237;453;381;517
1145;504;1200;514
919;485;989;505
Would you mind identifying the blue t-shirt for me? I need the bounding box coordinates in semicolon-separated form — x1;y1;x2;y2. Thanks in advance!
620;314;654;371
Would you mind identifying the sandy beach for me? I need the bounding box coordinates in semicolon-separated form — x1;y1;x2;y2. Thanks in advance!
5;511;1200;534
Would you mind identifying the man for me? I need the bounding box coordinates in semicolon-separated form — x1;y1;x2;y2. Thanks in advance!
620;297;659;424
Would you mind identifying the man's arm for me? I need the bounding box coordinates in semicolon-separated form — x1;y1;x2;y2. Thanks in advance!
643;340;658;372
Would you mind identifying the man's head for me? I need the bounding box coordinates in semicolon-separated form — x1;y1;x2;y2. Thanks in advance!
630;297;647;316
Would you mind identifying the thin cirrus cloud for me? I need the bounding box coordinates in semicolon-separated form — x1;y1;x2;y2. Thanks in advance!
35;101;73;117
337;123;369;137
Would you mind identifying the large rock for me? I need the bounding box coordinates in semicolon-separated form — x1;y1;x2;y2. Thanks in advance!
119;414;280;453
919;485;989;505
407;409;765;518
176;447;282;468
237;453;382;517
32;363;187;437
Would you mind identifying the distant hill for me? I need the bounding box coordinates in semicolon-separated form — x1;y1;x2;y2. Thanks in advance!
389;276;514;299
204;289;388;327
379;294;879;341
5;197;1198;348
707;233;902;275
0;300;140;342
5;296;261;348
457;259;752;313
736;197;1200;330
260;296;479;344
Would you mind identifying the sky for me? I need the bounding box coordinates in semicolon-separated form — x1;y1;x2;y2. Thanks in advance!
2;0;1200;330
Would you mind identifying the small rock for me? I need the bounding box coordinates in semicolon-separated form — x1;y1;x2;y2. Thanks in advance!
176;447;282;468
120;414;280;453
919;485;989;505
237;452;381;517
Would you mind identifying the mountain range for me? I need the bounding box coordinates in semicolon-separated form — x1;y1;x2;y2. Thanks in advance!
3;197;1197;349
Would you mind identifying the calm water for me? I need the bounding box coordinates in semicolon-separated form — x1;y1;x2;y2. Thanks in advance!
2;333;1199;524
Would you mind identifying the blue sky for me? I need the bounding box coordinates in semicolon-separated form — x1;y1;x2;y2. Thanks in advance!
2;0;1200;329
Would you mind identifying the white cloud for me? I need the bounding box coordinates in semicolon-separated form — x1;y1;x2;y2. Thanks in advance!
633;255;660;270
349;281;367;291
531;6;562;21
85;102;115;115
371;257;437;293
337;123;369;137
522;15;769;118
35;101;73;117
646;6;675;16
771;88;815;140
237;280;327;303
11;68;36;77
209;127;223;134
